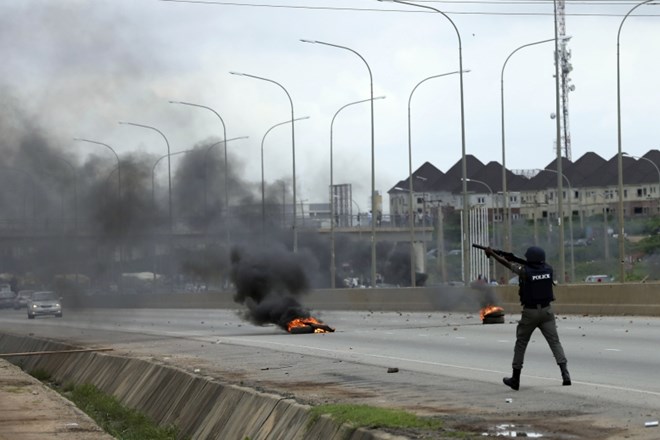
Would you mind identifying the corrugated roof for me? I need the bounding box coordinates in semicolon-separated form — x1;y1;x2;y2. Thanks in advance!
389;149;660;194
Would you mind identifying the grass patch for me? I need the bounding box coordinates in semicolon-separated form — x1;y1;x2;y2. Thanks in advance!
28;376;181;440
64;384;180;440
29;368;52;382
310;403;444;431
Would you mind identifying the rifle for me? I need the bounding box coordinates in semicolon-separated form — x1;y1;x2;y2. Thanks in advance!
472;244;527;265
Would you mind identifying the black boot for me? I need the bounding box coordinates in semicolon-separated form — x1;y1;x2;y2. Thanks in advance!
559;363;571;386
503;368;521;390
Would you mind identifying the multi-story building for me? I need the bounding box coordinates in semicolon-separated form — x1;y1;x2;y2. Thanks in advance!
388;150;660;227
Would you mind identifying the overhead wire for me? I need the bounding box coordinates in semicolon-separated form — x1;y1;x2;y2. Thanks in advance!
159;0;660;17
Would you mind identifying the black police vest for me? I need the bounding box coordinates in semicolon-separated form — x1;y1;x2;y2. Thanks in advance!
519;263;555;306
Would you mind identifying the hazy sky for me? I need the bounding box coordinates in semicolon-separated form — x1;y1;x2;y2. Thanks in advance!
1;0;659;212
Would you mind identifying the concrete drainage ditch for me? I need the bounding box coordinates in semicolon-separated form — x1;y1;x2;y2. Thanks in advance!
0;333;406;440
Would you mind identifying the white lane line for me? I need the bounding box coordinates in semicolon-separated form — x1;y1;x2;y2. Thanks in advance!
215;337;660;398
605;348;621;352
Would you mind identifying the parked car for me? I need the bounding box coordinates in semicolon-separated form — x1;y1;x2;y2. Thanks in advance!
27;291;62;319
585;274;614;283
427;248;462;259
0;291;15;309
13;290;34;310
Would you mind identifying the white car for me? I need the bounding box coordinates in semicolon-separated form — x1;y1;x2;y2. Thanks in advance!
27;291;62;319
584;274;613;283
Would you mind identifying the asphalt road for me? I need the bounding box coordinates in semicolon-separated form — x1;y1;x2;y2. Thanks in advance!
1;307;659;439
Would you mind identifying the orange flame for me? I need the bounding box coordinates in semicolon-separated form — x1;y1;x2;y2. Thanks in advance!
287;317;334;333
480;305;504;321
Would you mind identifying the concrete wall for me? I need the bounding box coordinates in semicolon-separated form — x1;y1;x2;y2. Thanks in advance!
0;334;405;440
69;282;660;316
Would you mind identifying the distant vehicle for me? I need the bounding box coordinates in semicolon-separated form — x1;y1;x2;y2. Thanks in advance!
27;291;62;319
0;291;15;309
13;290;34;310
427;248;461;259
585;275;614;283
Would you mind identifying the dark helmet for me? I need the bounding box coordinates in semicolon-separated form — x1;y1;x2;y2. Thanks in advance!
524;246;546;263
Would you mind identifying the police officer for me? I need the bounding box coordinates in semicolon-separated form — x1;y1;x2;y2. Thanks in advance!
485;245;571;390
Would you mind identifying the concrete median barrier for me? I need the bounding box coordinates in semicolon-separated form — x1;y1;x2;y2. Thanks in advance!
0;333;406;440
69;282;660;316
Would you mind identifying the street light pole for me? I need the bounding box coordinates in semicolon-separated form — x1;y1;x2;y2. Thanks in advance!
150;149;192;286
500;38;555;252
378;0;470;284
408;70;465;287
73;138;121;204
552;0;567;284
330;97;384;288
261;117;309;233
537;168;575;283
230;71;298;252
202;136;249;241
119;122;173;233
74;138;123;288
151;150;193;210
301;39;378;287
617;0;656;283
169;101;231;245
52;156;78;234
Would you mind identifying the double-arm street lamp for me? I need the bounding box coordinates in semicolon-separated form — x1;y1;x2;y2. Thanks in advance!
330;97;384;288
230;71;299;252
407;70;466;287
169;101;235;246
261;117;309;232
74;138;121;203
74;137;123;285
616;0;658;282
203;136;248;245
151;150;192;210
377;0;470;284
300;38;378;287
119;122;173;233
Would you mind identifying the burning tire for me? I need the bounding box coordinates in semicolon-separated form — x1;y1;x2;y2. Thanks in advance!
480;305;505;324
482;314;505;324
287;317;335;334
289;326;315;334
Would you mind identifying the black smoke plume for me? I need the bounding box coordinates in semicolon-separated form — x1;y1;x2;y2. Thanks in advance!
229;244;313;330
